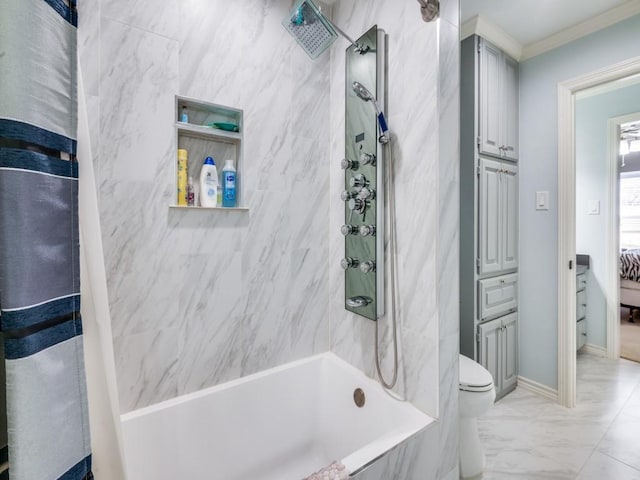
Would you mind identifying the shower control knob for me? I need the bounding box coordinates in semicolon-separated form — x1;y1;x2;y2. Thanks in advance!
359;261;376;273
349;174;368;191
341;257;360;270
359;225;376;237
340;190;357;201
360;152;376;166
347;198;367;214
340;224;358;236
341;158;359;171
357;187;375;200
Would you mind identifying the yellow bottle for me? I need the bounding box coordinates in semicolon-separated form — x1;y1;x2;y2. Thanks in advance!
177;149;188;206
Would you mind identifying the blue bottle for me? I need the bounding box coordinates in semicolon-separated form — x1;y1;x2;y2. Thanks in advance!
222;159;237;207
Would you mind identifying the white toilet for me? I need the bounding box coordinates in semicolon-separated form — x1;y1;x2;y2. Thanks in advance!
458;354;495;479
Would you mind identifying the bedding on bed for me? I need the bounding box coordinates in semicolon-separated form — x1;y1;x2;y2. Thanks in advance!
620;249;640;282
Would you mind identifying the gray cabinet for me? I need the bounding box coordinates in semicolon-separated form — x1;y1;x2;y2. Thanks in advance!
460;34;520;400
478;37;519;161
478;158;518;275
478;312;518;396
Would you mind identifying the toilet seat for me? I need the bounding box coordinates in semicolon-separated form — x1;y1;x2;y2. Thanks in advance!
459;354;494;392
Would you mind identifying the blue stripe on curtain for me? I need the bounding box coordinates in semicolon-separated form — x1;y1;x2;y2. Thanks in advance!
59;455;92;480
0;148;78;178
0;120;77;155
4;318;83;360
1;295;80;332
43;0;78;27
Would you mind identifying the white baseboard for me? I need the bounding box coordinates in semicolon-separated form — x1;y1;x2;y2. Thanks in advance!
517;375;559;402
581;344;607;357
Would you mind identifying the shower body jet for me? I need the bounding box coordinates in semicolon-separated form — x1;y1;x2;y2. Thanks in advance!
352;81;389;144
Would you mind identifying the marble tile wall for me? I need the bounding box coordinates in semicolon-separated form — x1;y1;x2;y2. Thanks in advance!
79;0;460;477
329;0;460;478
79;0;331;413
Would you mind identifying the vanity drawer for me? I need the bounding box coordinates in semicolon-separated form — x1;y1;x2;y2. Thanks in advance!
577;273;586;292
577;289;586;321
478;273;518;320
577;319;587;350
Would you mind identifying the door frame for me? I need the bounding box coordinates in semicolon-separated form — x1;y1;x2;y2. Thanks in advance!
558;56;640;408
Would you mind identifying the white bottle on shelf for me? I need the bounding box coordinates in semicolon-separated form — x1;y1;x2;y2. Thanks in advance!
199;156;219;207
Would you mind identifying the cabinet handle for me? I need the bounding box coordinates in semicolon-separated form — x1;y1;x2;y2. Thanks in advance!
581;333;587;336
582;303;587;307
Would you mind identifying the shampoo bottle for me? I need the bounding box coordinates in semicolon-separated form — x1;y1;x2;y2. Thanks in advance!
200;156;219;207
222;159;237;207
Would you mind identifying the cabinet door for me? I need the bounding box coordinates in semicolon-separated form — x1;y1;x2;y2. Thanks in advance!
502;54;519;160
479;158;502;275
478;318;502;390
501;313;518;392
478;39;503;158
501;164;518;270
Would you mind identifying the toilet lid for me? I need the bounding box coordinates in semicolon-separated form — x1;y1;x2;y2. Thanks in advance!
459;354;494;392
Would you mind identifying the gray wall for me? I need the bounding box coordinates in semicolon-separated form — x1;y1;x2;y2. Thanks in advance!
576;83;640;349
519;14;640;389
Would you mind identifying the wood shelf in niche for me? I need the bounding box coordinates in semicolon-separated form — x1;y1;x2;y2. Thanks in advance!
174;95;246;210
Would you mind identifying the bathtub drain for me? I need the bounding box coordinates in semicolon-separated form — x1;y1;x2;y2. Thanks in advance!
353;388;365;408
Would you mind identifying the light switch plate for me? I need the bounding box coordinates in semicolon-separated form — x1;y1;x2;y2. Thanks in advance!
588;200;600;215
536;191;549;210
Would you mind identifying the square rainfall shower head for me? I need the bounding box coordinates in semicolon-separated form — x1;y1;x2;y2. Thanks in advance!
282;0;338;59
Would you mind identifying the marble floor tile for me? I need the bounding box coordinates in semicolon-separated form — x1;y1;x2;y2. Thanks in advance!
477;353;640;479
597;413;640;470
577;451;640;480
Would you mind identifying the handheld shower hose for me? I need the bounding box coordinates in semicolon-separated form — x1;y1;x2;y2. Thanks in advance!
352;82;399;392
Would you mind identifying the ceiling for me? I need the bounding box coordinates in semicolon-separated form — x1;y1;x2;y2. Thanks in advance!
461;0;633;47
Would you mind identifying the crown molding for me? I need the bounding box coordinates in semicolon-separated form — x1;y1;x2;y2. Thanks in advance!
460;15;523;60
521;0;640;61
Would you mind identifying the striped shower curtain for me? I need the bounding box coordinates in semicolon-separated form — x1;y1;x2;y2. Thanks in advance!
0;0;93;479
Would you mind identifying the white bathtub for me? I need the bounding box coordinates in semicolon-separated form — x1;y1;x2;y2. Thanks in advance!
120;352;434;479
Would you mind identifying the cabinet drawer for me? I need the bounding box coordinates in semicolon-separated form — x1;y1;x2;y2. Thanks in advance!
577;319;587;350
577;289;586;321
577;273;586;292
478;273;518;320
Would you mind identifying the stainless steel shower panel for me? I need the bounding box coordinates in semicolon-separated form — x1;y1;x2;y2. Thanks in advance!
343;26;386;321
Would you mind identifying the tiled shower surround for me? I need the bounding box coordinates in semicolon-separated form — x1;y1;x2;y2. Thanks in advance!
79;0;459;478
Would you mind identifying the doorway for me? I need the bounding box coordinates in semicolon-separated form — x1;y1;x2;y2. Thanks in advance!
558;56;640;408
617;117;640;362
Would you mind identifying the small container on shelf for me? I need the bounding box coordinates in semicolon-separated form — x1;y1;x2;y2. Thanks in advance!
186;176;195;206
180;105;189;123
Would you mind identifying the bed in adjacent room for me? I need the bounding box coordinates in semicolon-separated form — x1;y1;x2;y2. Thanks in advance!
620;249;640;319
